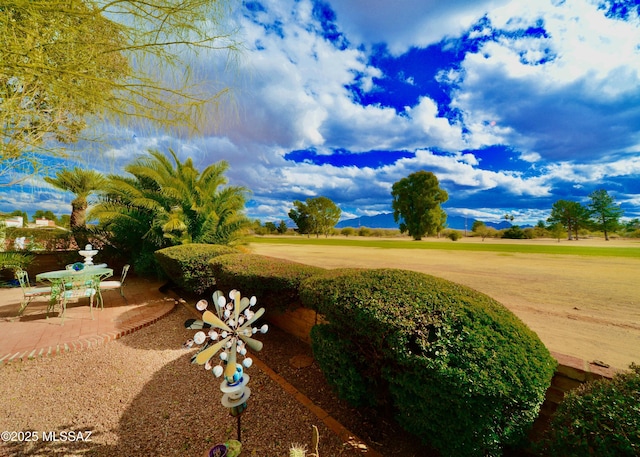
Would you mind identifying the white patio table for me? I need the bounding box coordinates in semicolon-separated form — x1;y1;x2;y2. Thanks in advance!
36;267;113;322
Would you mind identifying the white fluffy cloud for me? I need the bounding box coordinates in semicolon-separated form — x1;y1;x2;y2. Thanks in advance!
453;0;640;160
5;0;638;225
329;0;512;54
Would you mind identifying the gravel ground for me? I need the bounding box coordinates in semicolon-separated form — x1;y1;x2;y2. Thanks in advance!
0;304;377;457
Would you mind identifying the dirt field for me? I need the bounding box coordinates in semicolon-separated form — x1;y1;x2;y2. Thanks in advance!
250;237;640;370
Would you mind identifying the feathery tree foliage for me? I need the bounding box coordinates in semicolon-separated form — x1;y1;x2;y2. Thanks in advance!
1;0;238;184
547;200;590;240
44;167;106;247
288;196;341;237
90;149;249;273
588;189;624;241
391;170;448;240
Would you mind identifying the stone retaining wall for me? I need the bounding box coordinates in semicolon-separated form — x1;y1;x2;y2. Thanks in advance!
530;351;618;438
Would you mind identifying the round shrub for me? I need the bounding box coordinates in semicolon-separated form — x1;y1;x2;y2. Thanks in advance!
541;363;640;457
300;268;556;457
444;229;461;241
154;244;238;295
501;226;527;239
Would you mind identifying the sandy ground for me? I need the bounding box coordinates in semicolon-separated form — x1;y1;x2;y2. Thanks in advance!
249;237;640;371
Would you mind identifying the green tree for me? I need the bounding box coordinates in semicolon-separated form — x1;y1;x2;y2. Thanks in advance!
341;227;356;237
276;220;288;234
44;167;106;248
391;170;448;240
264;221;277;233
622;218;640;238
307;196;341;237
472;221;496;241
548;222;566;242
288;201;312;236
288;196;341;237
1;0;237;183
471;220;486;232
90;149;249;273
59;214;71;229
502;225;526;239
533;220;548;238
588;189;624;241
9;210;28;226
32;210;58;224
547;200;590;240
430;207;447;236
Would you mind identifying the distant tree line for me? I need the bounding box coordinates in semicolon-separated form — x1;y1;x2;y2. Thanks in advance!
1;210;71;228
471;189;632;241
254;171;635;242
547;189;624;241
280;170;450;240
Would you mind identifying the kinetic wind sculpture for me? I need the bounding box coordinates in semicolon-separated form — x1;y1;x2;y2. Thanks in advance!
184;289;268;439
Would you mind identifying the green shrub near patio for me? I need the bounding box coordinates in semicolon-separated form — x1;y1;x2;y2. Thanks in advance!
301;268;557;457
209;253;325;312
5;227;74;251
154;244;239;295
540;363;640;457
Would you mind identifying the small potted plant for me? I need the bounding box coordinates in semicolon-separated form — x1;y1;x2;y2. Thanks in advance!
206;443;227;457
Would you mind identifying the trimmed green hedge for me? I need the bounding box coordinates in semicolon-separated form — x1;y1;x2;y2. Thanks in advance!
300;268;556;457
209;253;325;312
541;363;640;457
154;244;238;295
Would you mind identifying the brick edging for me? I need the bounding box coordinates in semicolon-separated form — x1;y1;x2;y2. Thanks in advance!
0;300;177;366
177;298;383;456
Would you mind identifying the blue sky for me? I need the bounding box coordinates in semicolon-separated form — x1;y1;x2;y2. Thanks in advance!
2;0;640;227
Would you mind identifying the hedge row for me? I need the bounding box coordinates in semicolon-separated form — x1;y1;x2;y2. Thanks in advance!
154;245;563;456
154;244;239;295
301;268;557;457
209;253;324;312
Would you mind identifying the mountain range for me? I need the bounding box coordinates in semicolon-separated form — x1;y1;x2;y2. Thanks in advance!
336;212;516;231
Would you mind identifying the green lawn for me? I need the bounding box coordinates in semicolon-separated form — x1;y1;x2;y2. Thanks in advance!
248;236;640;258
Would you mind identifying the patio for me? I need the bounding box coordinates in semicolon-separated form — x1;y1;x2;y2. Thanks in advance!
0;276;175;363
0;276;383;456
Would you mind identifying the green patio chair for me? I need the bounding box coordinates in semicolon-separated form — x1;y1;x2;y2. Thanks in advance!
15;269;52;316
59;274;99;324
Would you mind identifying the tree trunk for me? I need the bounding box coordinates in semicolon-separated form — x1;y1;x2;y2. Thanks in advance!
70;198;88;249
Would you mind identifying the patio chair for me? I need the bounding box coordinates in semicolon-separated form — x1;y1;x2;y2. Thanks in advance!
97;264;130;308
15;269;52;316
59;274;99;324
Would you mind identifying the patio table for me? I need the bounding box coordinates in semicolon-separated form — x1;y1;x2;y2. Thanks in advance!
36;267;113;320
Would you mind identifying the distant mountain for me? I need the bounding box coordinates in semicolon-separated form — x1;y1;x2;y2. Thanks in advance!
336;212;518;231
336;213;398;229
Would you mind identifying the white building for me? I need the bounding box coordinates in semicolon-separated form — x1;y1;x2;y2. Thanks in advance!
4;216;24;228
34;218;55;227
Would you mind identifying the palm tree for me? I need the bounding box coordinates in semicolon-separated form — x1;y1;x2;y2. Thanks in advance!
90;149;250;273
44;167;106;248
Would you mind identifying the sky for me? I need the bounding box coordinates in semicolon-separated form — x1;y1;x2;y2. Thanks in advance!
2;0;640;228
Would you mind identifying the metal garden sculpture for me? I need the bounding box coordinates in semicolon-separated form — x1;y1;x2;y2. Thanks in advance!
184;289;268;442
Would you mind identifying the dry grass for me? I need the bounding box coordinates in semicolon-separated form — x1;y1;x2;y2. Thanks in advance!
250;237;640;370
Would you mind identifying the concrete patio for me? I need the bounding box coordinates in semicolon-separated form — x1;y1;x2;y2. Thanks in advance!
0;275;176;364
